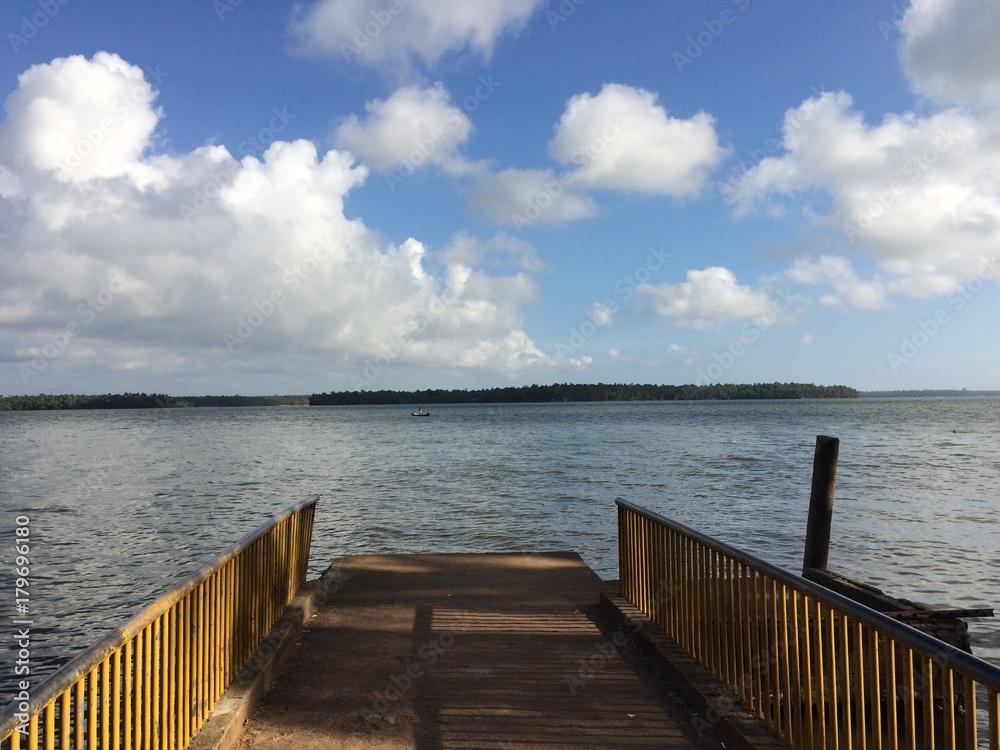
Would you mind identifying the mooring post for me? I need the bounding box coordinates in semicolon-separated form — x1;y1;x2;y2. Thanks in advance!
802;435;840;574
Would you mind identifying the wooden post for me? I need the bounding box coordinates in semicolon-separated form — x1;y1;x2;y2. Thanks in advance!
802;435;839;574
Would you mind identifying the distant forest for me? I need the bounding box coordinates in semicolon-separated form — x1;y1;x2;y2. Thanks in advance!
0;393;308;410
309;382;858;405
0;383;858;410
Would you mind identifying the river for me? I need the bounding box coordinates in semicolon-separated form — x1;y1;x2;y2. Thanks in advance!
1;397;998;697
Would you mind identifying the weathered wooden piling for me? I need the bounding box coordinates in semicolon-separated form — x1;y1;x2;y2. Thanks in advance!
802;434;839;574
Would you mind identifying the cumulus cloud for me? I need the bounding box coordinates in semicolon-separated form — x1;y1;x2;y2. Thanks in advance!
606;348;632;363
336;83;598;226
637;267;774;330
788;256;891;310
339;81;724;228
467;167;598;225
549;83;728;196
467;83;726;226
0;53;565;393
0;51;162;186
438;231;547;272
725;90;1000;299
588;302;616;326
900;0;1000;108
333;83;472;174
287;0;544;73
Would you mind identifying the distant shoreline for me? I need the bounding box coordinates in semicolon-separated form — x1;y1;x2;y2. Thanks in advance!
309;382;857;406
4;385;997;411
2;383;857;410
858;390;1000;398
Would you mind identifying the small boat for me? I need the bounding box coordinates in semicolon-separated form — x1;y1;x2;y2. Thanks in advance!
411;408;431;417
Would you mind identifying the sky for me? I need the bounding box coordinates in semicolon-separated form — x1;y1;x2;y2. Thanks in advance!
0;0;998;396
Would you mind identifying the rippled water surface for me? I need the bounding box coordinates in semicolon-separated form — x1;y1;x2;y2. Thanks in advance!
1;398;998;694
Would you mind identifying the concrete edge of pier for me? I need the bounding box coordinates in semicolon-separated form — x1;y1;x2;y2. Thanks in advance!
189;578;325;750
599;590;787;750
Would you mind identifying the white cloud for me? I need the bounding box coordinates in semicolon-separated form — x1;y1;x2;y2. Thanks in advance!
438;231;547;272
548;83;727;196
469;83;727;226
726;90;1000;299
664;343;696;366
0;53;565;392
588;301;616;326
788;256;891;310
333;83;472;173
0;52;162;186
287;0;544;73
343;81;726;228
467;167;598;225
799;334;814;346
900;0;1000;108
637;267;774;329
606;348;632;363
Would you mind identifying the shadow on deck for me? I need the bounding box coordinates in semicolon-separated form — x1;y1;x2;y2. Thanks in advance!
232;552;749;750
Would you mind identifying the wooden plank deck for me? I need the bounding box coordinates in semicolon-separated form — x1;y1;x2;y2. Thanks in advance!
236;552;725;749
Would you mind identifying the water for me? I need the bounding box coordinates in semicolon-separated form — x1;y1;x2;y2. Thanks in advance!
1;398;998;698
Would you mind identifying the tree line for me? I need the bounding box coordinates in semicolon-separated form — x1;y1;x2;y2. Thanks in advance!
309;382;858;405
0;383;859;410
0;393;308;410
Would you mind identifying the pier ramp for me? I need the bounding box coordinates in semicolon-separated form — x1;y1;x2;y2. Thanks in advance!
235;552;732;749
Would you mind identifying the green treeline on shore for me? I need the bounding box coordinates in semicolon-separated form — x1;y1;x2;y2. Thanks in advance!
0;383;857;410
0;393;308;410
309;382;858;405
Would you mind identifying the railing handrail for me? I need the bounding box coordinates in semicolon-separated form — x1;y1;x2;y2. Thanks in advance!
0;493;319;733
616;497;1000;689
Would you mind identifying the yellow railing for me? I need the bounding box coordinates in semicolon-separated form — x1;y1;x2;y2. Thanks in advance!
0;494;318;749
617;498;1000;750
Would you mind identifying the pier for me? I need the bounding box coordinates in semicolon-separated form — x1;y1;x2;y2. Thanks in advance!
227;551;768;750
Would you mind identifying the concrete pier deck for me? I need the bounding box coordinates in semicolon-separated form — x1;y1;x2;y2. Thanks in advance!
235;552;728;749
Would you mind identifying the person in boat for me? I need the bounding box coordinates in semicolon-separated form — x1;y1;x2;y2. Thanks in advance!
416;407;424;415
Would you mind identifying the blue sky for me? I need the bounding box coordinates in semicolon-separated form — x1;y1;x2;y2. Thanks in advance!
1;1;998;396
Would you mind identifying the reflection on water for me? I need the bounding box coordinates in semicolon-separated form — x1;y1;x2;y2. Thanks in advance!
0;398;998;693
